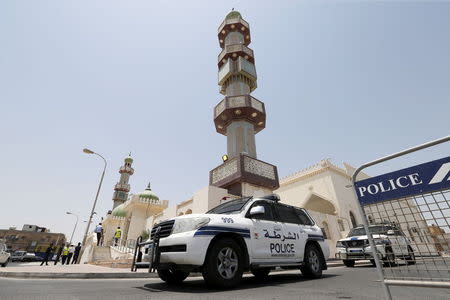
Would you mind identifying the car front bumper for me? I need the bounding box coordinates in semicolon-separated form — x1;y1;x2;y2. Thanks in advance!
335;246;386;260
145;230;213;267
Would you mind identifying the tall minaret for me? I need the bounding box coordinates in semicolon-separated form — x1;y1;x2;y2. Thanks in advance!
210;11;279;196
112;154;134;209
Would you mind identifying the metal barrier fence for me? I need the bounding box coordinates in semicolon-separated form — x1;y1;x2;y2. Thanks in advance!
351;136;449;300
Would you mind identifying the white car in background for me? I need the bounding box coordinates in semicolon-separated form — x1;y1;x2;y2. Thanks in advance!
0;242;11;267
335;224;415;267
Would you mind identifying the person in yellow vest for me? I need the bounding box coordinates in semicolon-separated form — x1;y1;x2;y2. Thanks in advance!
114;227;122;246
61;244;70;265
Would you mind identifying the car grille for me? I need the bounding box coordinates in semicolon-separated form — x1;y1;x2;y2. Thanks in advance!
150;220;175;240
343;240;368;247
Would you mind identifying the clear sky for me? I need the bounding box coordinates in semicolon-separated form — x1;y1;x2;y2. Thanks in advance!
1;1;449;244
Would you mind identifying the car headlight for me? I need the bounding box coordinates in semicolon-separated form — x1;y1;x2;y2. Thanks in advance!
336;241;345;248
171;217;210;234
374;238;390;245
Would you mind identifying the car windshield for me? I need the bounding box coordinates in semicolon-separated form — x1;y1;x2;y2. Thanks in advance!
206;197;252;214
347;225;395;237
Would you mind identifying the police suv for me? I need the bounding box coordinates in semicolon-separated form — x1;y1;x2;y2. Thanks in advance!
143;194;329;288
335;224;416;267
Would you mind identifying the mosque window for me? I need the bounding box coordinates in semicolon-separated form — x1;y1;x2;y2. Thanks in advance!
185;209;192;215
349;211;357;228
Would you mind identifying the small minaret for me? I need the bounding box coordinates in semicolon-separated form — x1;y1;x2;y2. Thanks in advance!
112;154;134;209
210;11;279;196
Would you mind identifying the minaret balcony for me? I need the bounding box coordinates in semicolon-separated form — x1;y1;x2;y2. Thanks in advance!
218;17;251;48
209;153;279;191
119;166;134;175
214;95;266;135
218;44;254;69
114;183;130;192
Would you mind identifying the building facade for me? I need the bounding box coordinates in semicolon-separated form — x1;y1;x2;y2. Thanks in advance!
0;226;66;254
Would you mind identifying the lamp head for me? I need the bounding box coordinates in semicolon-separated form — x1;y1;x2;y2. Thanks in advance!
83;148;94;154
222;154;229;162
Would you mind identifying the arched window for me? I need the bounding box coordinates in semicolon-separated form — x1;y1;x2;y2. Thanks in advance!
321;221;330;239
185;209;192;215
349;211;357;228
178;212;184;216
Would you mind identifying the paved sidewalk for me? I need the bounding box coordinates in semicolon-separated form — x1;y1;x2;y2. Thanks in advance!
0;260;346;279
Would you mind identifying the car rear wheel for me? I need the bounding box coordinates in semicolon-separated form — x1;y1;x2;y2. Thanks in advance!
157;267;189;284
202;238;244;289
251;267;271;280
300;244;323;278
343;259;355;267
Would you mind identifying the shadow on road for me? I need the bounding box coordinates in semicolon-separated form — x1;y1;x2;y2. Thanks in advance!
135;273;338;294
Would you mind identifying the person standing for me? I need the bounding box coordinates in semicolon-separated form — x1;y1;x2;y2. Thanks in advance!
71;243;81;264
95;223;103;246
40;243;53;266
61;244;69;265
114;227;122;246
54;244;64;265
66;244;75;265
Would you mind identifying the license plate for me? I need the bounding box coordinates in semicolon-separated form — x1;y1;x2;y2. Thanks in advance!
349;249;363;253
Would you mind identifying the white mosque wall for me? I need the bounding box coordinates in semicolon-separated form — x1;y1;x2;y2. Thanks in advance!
126;210;148;243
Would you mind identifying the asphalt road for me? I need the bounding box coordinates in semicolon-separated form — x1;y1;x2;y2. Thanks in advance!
0;264;449;300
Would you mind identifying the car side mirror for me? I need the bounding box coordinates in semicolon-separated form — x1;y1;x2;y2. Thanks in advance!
387;230;395;235
249;206;265;216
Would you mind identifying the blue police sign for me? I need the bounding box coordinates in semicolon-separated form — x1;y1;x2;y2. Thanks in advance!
355;156;450;205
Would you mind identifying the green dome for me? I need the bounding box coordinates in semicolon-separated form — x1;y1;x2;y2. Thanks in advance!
138;183;159;201
112;204;127;217
226;10;241;20
124;155;133;164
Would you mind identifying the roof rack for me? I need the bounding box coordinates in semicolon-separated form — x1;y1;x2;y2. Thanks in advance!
256;194;280;202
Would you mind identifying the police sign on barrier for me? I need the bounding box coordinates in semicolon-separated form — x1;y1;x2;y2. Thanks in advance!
351;136;450;300
355;156;450;205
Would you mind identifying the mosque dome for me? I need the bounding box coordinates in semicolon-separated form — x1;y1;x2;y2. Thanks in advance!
111;204;127;217
226;10;241;20
138;183;159;201
124;155;133;164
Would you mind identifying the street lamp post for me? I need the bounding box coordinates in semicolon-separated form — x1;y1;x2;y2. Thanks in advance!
81;148;107;247
66;212;79;245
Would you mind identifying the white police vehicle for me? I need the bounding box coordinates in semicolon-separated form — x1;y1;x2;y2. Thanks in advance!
335;224;415;267
141;194;329;288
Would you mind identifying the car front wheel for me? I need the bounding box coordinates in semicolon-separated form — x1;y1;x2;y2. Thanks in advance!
157;267;189;284
383;249;396;267
406;246;416;265
202;238;244;289
300;244;323;278
343;259;355;267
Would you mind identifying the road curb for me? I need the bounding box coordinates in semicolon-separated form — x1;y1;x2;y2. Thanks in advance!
0;262;344;279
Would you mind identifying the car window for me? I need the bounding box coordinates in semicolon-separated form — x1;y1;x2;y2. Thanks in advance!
294;208;314;226
247;201;275;221
275;204;301;224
